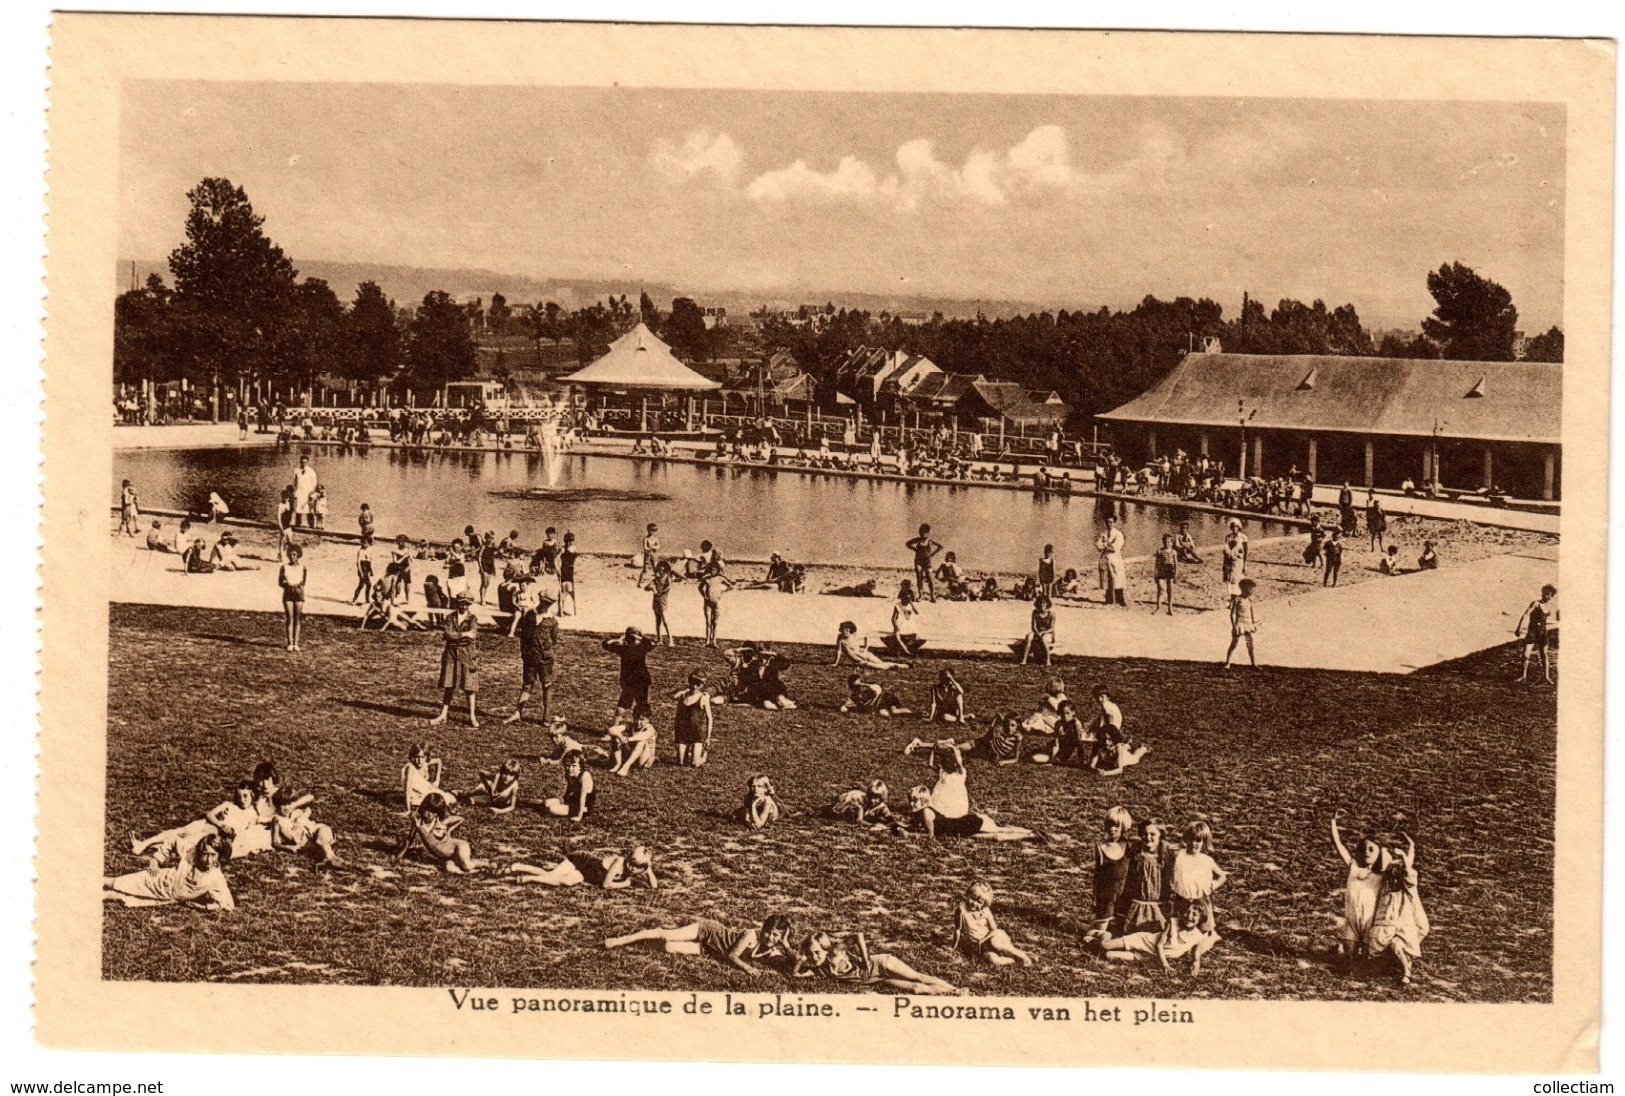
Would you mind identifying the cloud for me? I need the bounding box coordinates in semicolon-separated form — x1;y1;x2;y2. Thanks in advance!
649;130;743;187
746;126;1075;211
745;155;887;204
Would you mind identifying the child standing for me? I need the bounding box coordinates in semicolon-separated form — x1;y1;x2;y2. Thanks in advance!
277;543;307;652
1090;805;1134;936
557;532;578;616
389;534;413;604
1514;584;1559;684
431;594;481;727
672;671;714;767
352;534;376;604
1323;528;1344;587
603;626;656;727
358;502;375;540
1330;811;1390;966
651;559;677;645
1223;578;1261;670
1366;833;1429;985
953;881;1034;966
118;479;140;536
638;523;660;589
1037;543;1057;595
1151;533;1178;615
1169;820;1228;933
1122;819;1168;932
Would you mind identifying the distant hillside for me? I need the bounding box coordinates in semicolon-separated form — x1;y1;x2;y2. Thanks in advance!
118;258;1058;322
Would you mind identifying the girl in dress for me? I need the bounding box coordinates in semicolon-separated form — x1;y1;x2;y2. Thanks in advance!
129;781;257;866
952;881;1034;967
543;751;595;823
395;793;487;874
508;846;658;889
650;559;677;646
1330;811;1390;966
833;621;908;670
431;594;481;727
1367;833;1429;985
1021;594;1056;665
672;671;714;767
104;832;235;910
795;931;957;995
1169;820;1228;933
402;744;456;811
1121;819;1169;932
1090;805;1134;936
1223;578;1261;670
740;774;783;830
840;673;911;718
605;914;794;977
277;543;307;652
925;669;968;724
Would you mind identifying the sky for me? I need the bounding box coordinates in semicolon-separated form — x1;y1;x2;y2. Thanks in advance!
118;83;1566;331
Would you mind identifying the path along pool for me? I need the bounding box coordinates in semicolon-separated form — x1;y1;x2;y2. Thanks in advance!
114;444;1290;573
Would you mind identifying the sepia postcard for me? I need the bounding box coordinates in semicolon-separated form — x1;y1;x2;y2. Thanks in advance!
34;15;1613;1072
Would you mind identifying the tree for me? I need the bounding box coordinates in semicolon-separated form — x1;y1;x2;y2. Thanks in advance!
1421;262;1518;361
265;278;347;401
639;291;660;332
345;280;400;384
167;178;298;409
1523;325;1564;363
402;290;477;400
664;297;709;360
1378;331;1442;359
113;274;178;387
486;292;512;337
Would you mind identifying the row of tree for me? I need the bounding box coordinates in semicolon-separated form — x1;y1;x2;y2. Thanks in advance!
760;263;1562;418
114;177;1563;418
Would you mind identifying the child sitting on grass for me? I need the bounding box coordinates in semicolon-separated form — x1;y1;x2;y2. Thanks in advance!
610;712;659;777
1097;898;1218;976
402;743;455;811
840;673;912;718
270;790;343;866
507;845;657;889
396;793;488;874
469;759;521;814
740;774;784;830
925;669;969;724
953;881;1034;966
830;779;903;831
542;752;595;823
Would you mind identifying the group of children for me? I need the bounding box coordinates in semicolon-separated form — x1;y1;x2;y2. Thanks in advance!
108;761;343;912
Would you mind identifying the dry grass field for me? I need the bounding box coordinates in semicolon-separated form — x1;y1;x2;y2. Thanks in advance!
103;603;1555;1002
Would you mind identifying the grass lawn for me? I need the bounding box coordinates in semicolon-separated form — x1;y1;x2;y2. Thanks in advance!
104;603;1554;1002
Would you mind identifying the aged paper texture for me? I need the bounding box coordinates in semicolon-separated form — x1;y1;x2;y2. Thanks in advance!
35;16;1612;1071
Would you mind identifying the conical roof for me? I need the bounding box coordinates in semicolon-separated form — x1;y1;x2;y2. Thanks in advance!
561;323;720;390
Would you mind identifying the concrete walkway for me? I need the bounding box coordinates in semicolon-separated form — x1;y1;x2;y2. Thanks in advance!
114;423;280;450
108;535;1558;675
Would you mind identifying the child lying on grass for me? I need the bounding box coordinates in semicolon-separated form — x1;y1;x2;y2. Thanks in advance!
507;845;657;889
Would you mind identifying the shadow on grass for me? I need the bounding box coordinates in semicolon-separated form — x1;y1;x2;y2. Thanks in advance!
188;632;275;647
333;697;435;720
